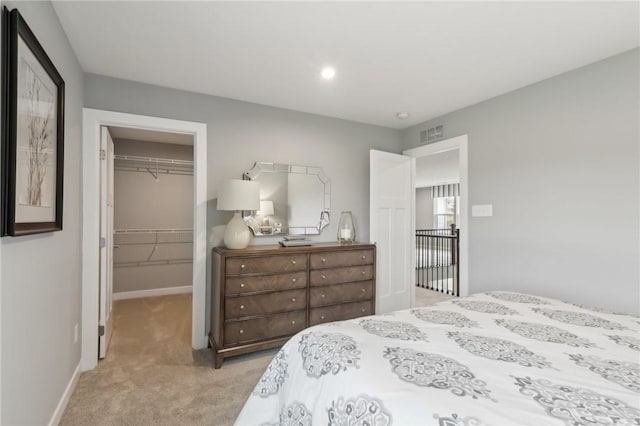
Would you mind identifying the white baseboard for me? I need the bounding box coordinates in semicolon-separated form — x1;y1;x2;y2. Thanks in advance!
49;362;81;426
113;285;192;301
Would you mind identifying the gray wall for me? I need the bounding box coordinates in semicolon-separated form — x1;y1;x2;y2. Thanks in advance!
416;188;433;229
84;74;401;243
113;139;193;294
402;48;640;315
0;1;84;424
84;74;402;333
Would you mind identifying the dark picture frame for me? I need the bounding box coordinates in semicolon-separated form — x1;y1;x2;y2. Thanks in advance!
1;7;65;236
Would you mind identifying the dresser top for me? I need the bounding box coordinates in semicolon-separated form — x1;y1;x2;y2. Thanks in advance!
213;241;375;256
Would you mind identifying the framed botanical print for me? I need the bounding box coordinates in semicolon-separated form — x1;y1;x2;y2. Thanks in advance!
2;7;65;236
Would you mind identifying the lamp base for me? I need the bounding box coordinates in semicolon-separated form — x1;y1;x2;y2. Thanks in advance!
224;212;252;249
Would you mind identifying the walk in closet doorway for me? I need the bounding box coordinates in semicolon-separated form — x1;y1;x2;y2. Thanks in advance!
82;109;207;371
104;126;195;359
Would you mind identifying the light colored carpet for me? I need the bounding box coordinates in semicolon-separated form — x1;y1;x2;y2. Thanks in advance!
61;289;452;425
60;294;276;426
415;286;454;306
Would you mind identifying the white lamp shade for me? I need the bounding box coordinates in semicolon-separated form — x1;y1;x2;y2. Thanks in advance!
217;180;260;211
258;200;274;216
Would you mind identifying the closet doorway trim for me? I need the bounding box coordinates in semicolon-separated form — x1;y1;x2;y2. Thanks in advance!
81;108;207;371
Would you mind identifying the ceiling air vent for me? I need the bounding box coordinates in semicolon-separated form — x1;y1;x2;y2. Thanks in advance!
420;124;444;144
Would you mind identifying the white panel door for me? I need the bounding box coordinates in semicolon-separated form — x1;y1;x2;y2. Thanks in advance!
370;150;415;314
99;126;115;359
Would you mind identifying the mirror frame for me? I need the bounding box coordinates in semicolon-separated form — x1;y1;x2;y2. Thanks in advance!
242;162;331;236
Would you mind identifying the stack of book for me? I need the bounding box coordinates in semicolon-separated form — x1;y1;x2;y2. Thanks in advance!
278;235;312;247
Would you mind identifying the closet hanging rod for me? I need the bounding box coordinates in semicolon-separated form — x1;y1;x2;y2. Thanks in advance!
114;228;193;234
113;258;193;268
114;240;193;246
114;155;193;178
113;166;193;177
114;155;193;167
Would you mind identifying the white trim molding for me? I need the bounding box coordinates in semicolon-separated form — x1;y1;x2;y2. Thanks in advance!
113;285;193;301
403;134;469;297
48;363;81;426
82;109;208;371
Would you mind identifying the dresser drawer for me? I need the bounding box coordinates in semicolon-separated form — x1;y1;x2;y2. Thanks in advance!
224;311;306;345
310;249;373;269
309;301;373;326
225;289;306;319
309;280;373;307
226;271;307;295
211;244;376;368
226;254;307;276
310;265;374;286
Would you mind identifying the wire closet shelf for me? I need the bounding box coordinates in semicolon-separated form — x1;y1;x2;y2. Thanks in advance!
114;155;194;178
113;228;193;268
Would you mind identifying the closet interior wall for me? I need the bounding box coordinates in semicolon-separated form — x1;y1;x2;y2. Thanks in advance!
113;138;194;296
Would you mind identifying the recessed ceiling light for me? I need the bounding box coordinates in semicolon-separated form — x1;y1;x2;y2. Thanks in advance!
396;112;410;120
321;67;336;80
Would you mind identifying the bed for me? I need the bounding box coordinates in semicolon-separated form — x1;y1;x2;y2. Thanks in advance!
235;291;640;426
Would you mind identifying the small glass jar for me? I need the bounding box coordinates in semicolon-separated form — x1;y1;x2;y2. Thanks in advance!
337;211;356;243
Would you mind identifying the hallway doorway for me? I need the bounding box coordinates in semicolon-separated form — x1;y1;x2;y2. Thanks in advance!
404;134;469;299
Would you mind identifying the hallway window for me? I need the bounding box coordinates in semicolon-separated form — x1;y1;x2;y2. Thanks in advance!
433;196;459;228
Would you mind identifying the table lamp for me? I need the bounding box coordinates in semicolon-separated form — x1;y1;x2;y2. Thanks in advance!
217;179;260;249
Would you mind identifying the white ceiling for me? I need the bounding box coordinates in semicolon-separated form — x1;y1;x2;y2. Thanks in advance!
416;149;459;188
53;1;639;129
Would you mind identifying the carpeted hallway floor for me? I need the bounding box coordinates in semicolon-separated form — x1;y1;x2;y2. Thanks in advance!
61;288;452;425
60;294;276;426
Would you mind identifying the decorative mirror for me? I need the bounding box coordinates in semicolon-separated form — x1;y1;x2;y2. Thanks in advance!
242;162;330;236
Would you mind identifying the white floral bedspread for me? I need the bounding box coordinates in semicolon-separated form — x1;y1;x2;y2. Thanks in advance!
235;292;640;426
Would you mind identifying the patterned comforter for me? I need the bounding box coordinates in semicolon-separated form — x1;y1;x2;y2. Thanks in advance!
235;292;640;426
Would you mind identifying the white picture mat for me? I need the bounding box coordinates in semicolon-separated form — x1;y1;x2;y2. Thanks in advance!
14;35;58;223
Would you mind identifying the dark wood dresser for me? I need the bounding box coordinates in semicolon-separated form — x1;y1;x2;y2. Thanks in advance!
209;242;376;368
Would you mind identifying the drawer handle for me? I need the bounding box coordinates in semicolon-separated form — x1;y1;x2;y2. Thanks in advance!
320;315;325;320
361;288;366;292
361;255;366;260
321;294;325;298
321;275;326;279
292;298;296;302
291;320;296;325
361;271;366;275
240;305;244;310
361;308;366;313
292;278;297;283
240;283;245;288
240;264;246;269
322;258;326;262
239;329;244;334
292;260;297;265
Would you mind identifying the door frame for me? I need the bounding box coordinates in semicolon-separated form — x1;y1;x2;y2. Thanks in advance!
403;134;469;297
81;108;207;371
